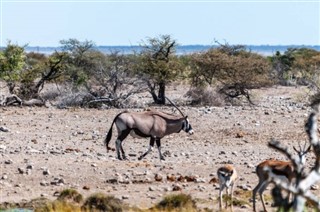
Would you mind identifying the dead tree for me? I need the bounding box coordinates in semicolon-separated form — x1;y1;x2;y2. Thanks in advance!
265;98;320;211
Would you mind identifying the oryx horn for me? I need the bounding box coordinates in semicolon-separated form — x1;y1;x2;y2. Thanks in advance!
165;97;185;117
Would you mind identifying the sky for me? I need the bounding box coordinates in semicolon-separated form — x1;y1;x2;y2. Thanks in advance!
0;0;319;47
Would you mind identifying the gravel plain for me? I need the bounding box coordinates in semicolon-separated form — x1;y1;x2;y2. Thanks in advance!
0;85;319;211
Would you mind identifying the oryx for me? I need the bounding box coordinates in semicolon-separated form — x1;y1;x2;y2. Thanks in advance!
104;105;193;160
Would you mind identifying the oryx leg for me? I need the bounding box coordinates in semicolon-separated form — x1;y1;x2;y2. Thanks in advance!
116;129;130;160
156;138;165;160
138;137;155;160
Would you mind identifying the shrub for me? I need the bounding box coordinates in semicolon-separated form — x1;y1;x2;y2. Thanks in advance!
154;193;197;211
82;193;123;212
35;200;81;212
186;87;224;106
57;188;83;203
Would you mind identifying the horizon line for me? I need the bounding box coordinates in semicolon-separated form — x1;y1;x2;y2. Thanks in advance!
22;44;320;48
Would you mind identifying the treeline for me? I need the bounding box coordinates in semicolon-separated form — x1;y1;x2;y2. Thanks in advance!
1;35;320;108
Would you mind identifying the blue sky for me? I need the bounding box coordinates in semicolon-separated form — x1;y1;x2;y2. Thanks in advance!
0;0;319;47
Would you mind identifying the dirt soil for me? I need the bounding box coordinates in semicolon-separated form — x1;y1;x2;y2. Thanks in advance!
0;85;319;211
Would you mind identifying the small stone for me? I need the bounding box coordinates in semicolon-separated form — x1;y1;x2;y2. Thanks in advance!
239;184;251;191
149;186;155;191
167;174;176;182
154;173;163;182
195;178;206;183
43;169;50;175
172;184;182;191
18;168;25;174
26;165;34;170
31;139;38;144
219;151;226;155
40;181;49;186
0;126;9;132
4;160;13;164
122;195;129;200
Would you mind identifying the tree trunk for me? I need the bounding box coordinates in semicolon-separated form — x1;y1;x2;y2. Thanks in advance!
8;82;15;94
157;82;166;105
148;81;166;105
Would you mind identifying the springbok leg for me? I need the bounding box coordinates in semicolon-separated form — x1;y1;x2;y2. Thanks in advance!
138;137;155;160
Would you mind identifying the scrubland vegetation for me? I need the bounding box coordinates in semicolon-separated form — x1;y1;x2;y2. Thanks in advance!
1;35;320;108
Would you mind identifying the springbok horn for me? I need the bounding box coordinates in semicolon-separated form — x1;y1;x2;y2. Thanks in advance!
165;97;185;117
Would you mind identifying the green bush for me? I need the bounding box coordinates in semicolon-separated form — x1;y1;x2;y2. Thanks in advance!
35;200;81;212
82;193;123;212
57;188;83;203
155;193;197;211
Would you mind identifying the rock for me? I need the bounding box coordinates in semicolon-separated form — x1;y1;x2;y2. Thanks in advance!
26;164;34;170
4;160;13;165
177;176;186;182
195;178;206;183
185;175;197;182
18;167;25;174
239;184;251;191
149;186;156;191
219;151;226;155
40;181;49;186
172;184;182;191
43;169;50;175
154;173;163;182
167;174;176;182
0;126;9;132
122;195;129;200
51;178;65;186
106;178;118;184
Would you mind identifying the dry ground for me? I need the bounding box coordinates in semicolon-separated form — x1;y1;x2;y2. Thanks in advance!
0;85;319;211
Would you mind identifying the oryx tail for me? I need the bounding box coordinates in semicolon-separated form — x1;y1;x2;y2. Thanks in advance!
104;112;126;152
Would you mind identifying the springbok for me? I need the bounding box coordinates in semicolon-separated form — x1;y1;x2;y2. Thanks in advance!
217;164;238;211
104;106;193;160
252;144;311;212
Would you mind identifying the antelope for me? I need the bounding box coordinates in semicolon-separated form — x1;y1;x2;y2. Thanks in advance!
217;164;238;211
104;104;193;161
252;144;311;212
